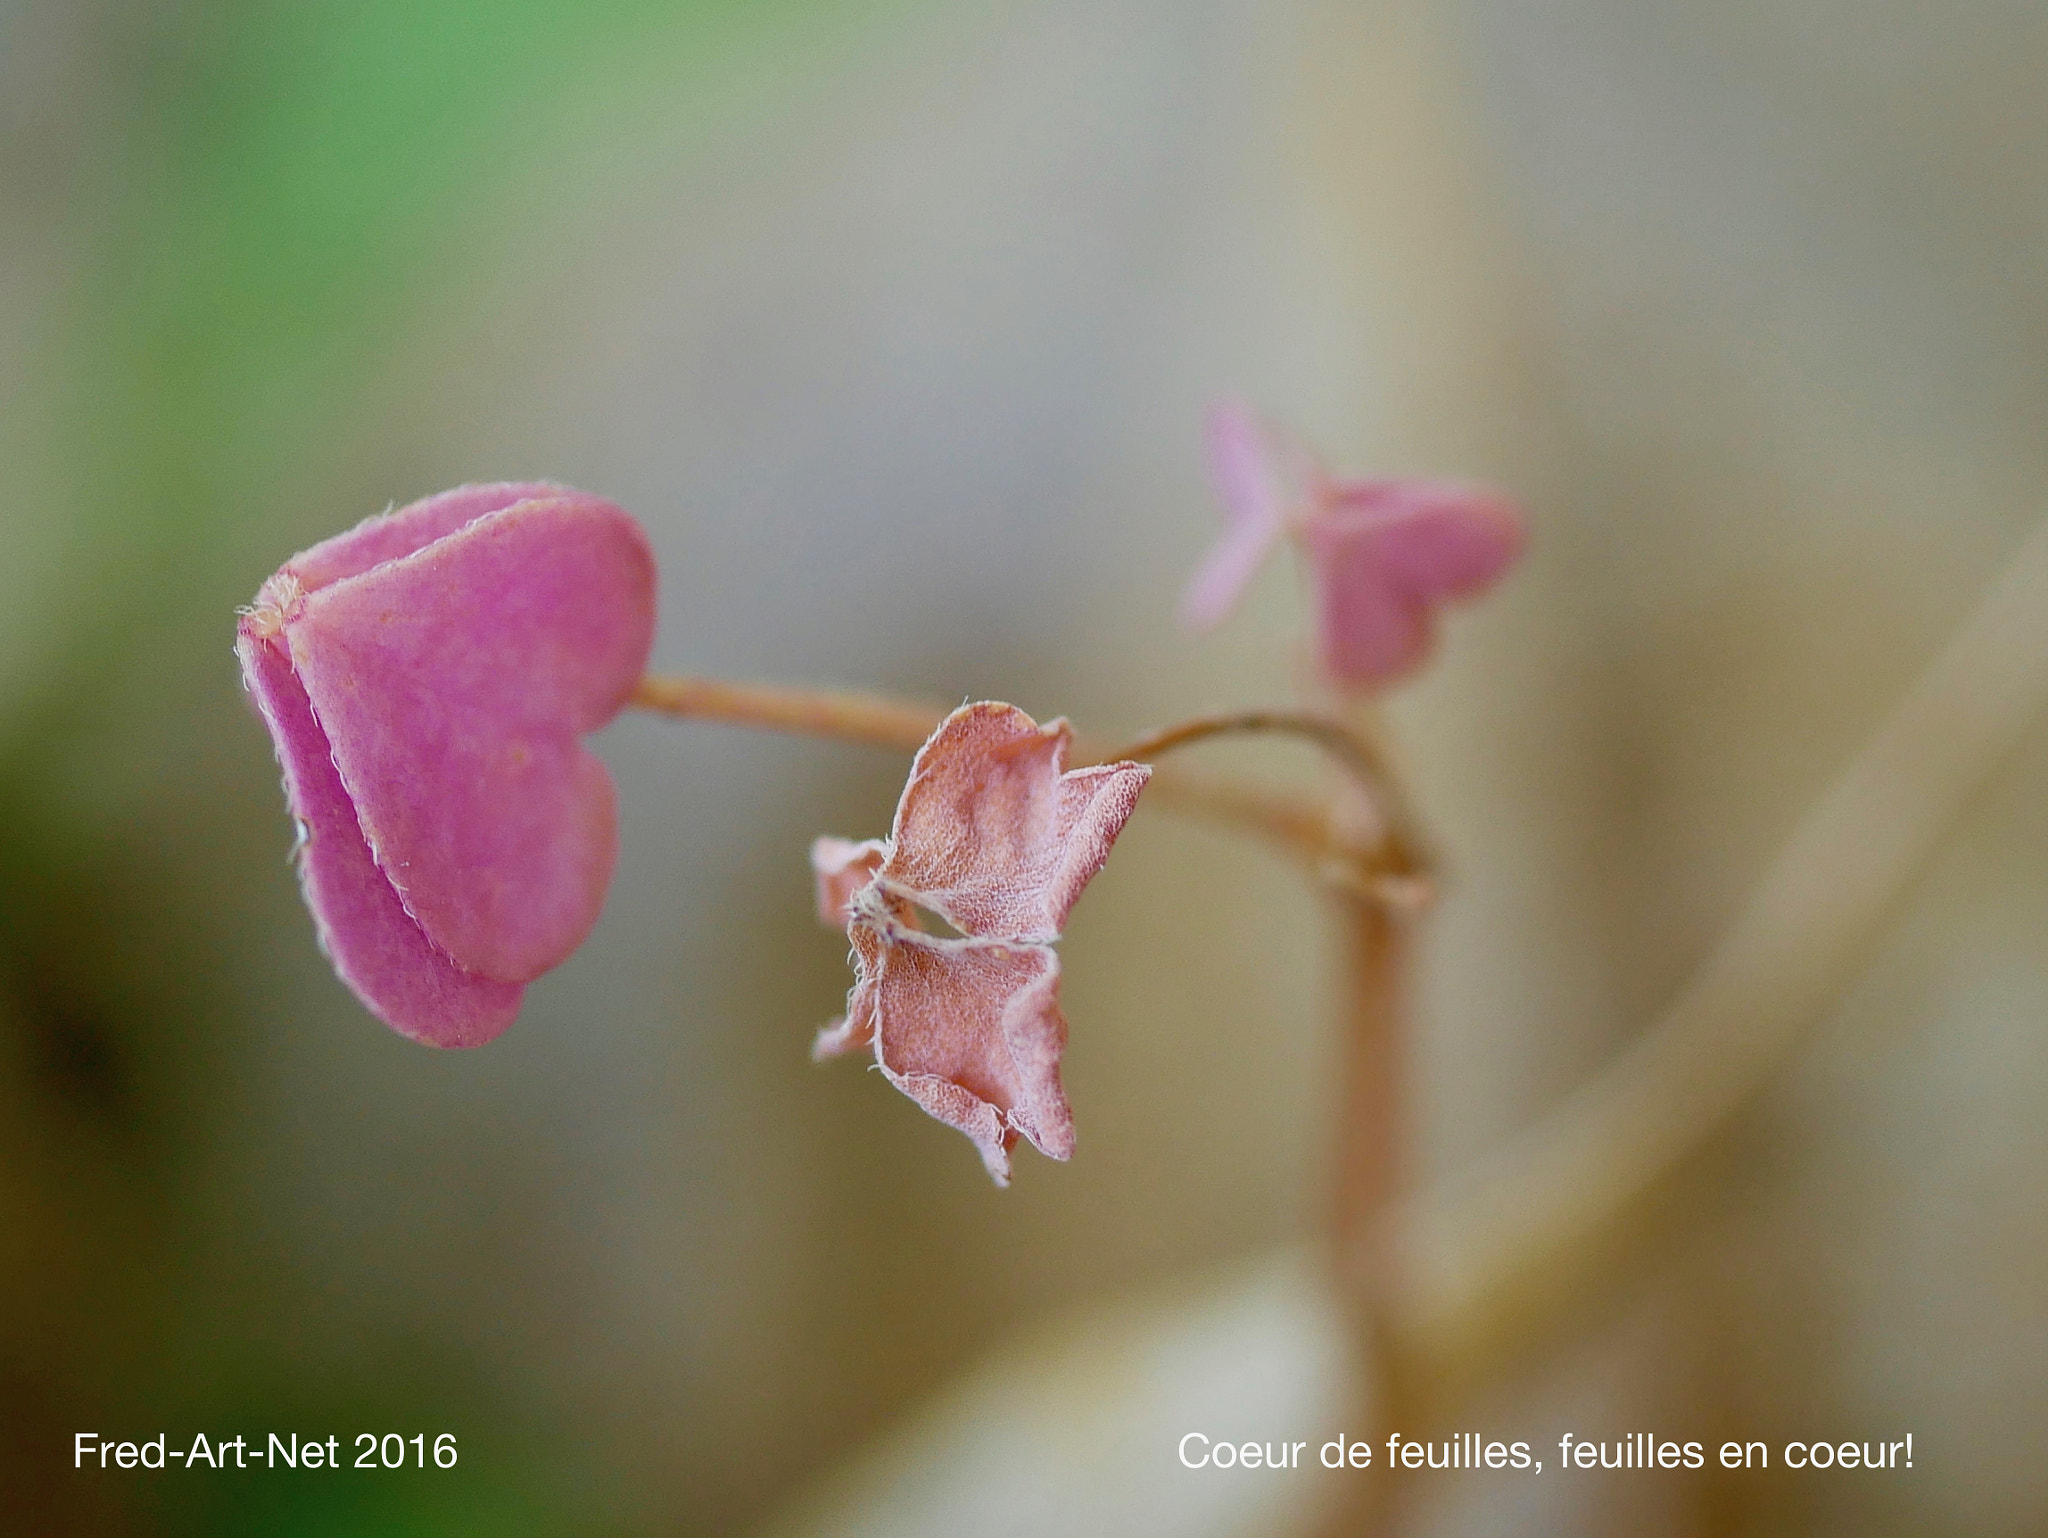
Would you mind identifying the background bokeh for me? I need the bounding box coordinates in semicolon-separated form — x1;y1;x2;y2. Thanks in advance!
3;1;2043;1533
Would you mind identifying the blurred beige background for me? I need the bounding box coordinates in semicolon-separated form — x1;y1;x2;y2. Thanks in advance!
1;1;2042;1533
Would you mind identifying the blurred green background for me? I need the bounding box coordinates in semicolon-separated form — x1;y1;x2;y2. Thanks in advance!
4;1;2046;1534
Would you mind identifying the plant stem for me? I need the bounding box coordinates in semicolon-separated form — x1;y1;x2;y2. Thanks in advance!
1317;699;1423;1538
1331;895;1408;1258
628;678;1430;1221
1122;707;1426;1241
1114;704;1427;1538
1108;708;1431;879
628;676;1425;899
629;675;940;752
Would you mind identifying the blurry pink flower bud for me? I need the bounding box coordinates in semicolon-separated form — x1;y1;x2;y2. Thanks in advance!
810;703;1150;1185
237;483;656;1047
1182;400;1525;689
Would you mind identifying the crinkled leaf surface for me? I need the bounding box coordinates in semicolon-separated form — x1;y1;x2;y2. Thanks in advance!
811;702;1148;1182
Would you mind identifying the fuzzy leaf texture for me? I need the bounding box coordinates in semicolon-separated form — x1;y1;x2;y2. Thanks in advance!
812;703;1150;1183
237;483;656;1046
1185;401;1525;688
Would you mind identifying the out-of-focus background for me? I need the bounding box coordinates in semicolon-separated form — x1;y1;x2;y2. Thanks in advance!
3;1;2044;1533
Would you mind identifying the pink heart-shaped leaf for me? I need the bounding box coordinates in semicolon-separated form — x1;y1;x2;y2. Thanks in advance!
1305;480;1524;686
808;702;1148;1182
1179;400;1528;692
884;703;1150;943
240;483;656;1045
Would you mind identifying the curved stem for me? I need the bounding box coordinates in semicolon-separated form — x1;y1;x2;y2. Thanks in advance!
629;675;1424;902
629;675;940;752
1109;708;1434;892
1331;892;1410;1253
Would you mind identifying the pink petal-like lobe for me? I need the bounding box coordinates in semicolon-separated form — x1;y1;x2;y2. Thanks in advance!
238;631;524;1047
810;836;888;929
884;702;1149;942
1305;480;1525;687
1177;401;1527;690
240;483;656;1043
281;482;565;595
1181;400;1289;631
1325;480;1525;594
283;493;655;982
810;1012;870;1062
809;701;1147;1183
849;924;1072;1186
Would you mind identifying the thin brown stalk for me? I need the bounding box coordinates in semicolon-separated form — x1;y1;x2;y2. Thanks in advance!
1331;896;1410;1262
1108;709;1436;909
1316;702;1426;1538
629;677;1425;900
1110;710;1427;866
629;675;940;752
